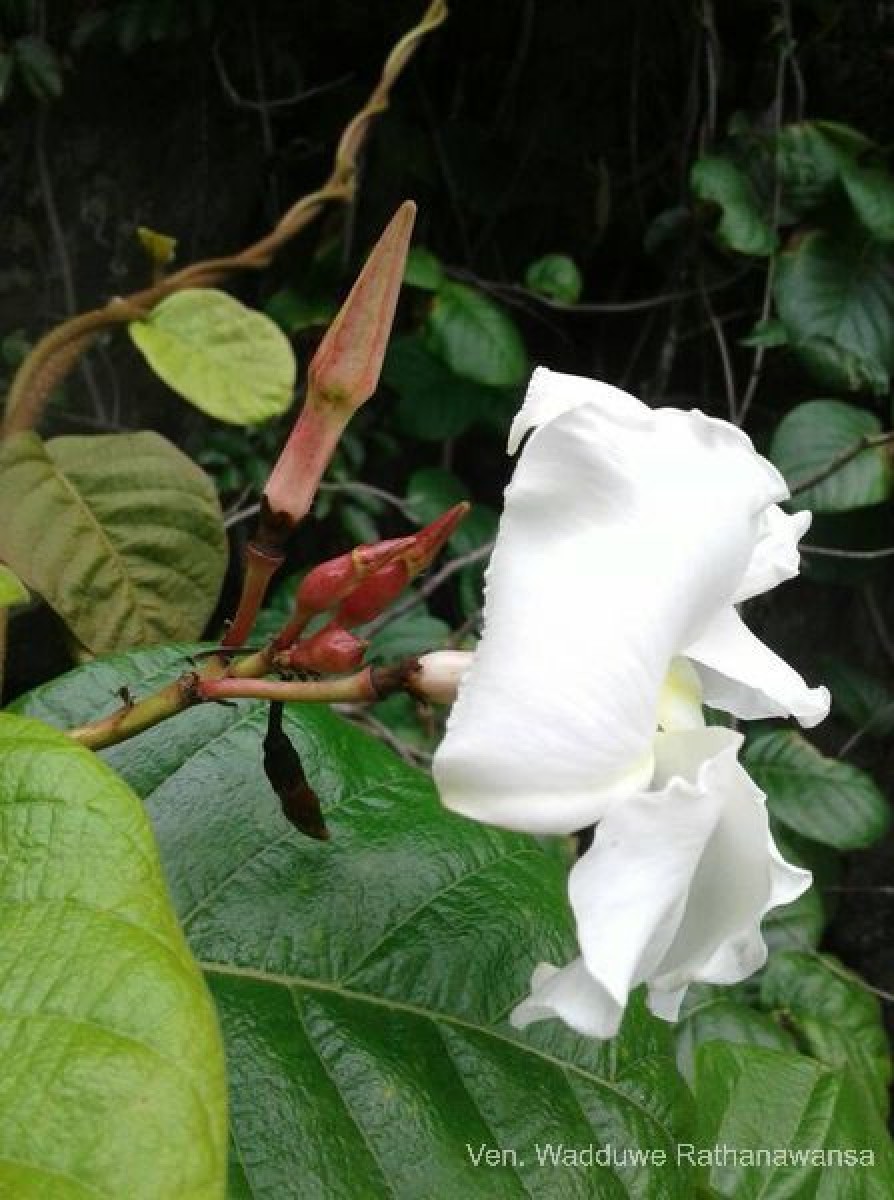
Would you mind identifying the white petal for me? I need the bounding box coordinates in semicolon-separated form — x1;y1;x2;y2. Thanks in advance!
647;985;687;1023
569;728;811;1008
651;743;811;992
733;505;812;603
507;367;646;454
685;607;830;727
433;375;788;834
509;959;624;1039
656;657;706;732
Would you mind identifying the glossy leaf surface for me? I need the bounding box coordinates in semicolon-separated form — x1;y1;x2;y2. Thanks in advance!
17;645;695;1199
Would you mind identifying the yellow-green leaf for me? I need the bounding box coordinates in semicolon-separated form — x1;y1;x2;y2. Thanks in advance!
0;713;227;1198
0;565;28;609
129;288;296;425
0;431;227;654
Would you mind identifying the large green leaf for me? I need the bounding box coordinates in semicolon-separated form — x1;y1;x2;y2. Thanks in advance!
760;952;891;1121
129;289;296;425
426;283;528;388
0;432;227;655
744;729;889;850
17;645;695;1199
0;713;226;1198
694;1043;894;1197
774;121;874;216
773;232;894;392
690;156;777;256
769;400;892;512
842;166;894;243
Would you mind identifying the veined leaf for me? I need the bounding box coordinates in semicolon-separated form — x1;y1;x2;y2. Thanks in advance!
769;399;892;512
760;952;891;1121
773;232;894;393
744;729;889;850
426;283;528;388
0;431;226;655
130;289;296;425
694;1043;894;1197
0;713;226;1198
17;645;695;1199
690;156;777;256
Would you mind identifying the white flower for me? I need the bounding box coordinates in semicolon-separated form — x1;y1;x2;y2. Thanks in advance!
431;368;827;1038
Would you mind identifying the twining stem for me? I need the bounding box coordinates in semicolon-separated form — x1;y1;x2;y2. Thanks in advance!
1;0;447;441
66;654;420;752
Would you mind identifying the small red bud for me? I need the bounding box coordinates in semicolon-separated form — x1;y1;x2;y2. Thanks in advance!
337;559;410;627
273;536;415;650
277;625;368;674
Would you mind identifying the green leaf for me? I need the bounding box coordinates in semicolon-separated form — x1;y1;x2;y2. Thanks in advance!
426;283;528;388
0;713;226;1198
17;645;696;1199
13;35;63;101
821;657;894;738
774;121;874;216
744;729;890;850
0;564;28;609
760;952;891;1120
764;883;827;956
384;336;512;440
739;317;788;349
675;992;795;1087
773;232;894;392
264;286;335;334
694;1043;894;1197
842;166;894;243
524;254;583;303
366;607;450;662
690;156;778;256
0;431;226;655
404;246;446;291
129;288;296;425
769;400;892;512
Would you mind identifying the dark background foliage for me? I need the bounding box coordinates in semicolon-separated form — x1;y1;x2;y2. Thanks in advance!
3;0;894;1020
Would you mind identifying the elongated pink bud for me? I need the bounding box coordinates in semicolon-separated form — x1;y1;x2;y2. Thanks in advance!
403;503;469;577
263;202;416;535
337;559;410;627
336;503;470;626
297;537;414;613
273;536;415;650
277;624;368;674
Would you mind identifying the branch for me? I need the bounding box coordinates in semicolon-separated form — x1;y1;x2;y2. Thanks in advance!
2;0;448;440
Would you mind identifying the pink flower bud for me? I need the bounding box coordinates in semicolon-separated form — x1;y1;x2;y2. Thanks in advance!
403;502;470;578
277;625;368;674
263;202;416;534
337;559;410;627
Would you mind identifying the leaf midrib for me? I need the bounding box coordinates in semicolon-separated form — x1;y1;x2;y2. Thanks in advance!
199;959;680;1146
40;446;153;646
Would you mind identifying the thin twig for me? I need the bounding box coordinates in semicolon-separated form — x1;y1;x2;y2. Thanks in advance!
801;544;894;561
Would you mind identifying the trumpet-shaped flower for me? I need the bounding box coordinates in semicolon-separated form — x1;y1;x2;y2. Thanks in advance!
431;368;828;1038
